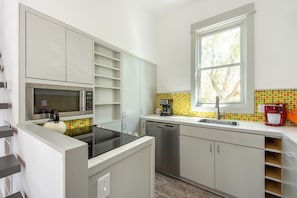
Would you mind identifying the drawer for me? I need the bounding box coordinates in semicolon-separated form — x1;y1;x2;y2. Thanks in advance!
180;125;264;149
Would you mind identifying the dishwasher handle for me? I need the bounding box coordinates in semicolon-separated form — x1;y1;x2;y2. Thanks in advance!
157;124;176;128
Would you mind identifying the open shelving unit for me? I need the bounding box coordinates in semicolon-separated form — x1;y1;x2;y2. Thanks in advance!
265;137;283;198
93;42;121;124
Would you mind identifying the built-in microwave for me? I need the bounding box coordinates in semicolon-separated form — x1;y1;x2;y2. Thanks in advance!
26;83;93;120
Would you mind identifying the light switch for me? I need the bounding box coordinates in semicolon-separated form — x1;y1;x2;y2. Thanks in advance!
97;173;110;198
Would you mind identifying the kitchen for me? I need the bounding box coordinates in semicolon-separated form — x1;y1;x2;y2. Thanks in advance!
0;0;297;198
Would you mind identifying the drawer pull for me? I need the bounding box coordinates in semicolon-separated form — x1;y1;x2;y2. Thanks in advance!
157;125;175;128
210;144;212;152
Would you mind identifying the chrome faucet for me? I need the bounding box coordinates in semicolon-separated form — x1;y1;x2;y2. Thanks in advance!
215;96;220;120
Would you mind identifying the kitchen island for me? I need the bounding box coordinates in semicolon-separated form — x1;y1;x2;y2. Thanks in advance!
17;122;155;198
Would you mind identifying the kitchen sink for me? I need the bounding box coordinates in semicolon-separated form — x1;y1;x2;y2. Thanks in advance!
198;119;239;126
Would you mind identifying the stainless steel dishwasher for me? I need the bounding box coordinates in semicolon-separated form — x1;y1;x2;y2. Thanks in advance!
146;121;179;177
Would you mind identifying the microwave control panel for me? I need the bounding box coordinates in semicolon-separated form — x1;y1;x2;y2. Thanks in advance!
85;91;93;111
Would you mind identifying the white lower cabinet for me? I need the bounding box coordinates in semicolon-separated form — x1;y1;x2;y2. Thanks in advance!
180;135;215;188
215;142;264;198
180;125;265;198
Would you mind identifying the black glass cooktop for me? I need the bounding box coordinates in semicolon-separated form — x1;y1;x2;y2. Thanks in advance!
70;126;140;159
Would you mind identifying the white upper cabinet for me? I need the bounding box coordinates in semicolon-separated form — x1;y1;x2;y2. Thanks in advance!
25;11;93;84
66;30;93;84
121;53;140;133
26;12;66;81
122;53;140;118
140;61;157;116
121;53;157;133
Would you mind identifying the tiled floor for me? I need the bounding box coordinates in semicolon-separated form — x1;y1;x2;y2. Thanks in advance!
155;172;223;198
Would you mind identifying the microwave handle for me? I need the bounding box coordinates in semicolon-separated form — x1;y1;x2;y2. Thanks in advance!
26;86;34;120
81;90;84;112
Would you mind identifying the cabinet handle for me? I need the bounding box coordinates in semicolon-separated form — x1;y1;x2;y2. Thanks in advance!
210;143;212;152
122;112;126;119
217;144;220;154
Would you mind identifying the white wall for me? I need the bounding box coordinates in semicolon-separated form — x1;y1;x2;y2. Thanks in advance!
19;0;158;63
0;0;19;125
18;129;64;198
156;0;297;92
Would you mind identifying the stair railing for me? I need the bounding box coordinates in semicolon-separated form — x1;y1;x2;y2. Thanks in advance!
0;54;23;198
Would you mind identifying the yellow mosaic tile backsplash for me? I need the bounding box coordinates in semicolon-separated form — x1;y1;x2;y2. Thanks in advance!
156;89;297;123
64;118;92;130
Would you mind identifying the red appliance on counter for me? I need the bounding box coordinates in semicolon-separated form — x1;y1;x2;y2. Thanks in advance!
264;103;287;126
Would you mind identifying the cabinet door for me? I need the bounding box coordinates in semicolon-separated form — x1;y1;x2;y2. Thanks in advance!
66;30;93;84
122;118;140;134
140;61;157;116
215;142;264;198
180;135;215;188
26;12;66;81
283;138;297;198
122;53;140;133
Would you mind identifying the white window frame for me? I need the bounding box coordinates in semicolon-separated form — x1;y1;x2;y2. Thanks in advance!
191;3;255;113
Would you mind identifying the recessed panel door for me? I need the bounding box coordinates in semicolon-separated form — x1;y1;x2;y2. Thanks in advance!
26;12;66;81
215;142;264;198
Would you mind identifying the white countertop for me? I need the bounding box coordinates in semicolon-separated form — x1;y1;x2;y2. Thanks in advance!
17;121;86;153
142;115;297;145
88;136;154;176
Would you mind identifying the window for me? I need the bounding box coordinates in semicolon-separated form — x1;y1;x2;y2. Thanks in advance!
191;3;255;113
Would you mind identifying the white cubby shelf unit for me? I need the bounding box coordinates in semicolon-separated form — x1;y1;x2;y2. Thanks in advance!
93;42;121;124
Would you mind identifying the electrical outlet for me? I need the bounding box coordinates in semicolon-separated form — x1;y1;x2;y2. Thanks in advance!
97;173;110;198
258;104;265;113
